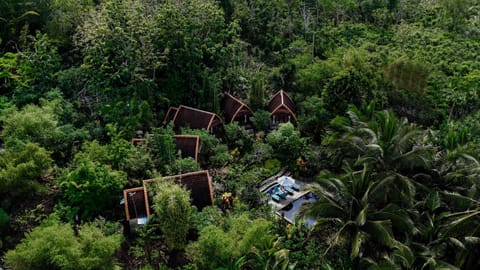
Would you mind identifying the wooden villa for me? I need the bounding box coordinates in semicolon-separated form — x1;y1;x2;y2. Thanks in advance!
131;134;201;162
164;105;223;136
173;135;201;161
123;186;150;222
163;106;178;124
268;90;297;125
143;170;214;214
222;93;253;126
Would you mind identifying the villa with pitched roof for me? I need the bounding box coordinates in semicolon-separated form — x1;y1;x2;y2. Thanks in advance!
221;93;253;126
143;170;214;214
131;134;201;162
164;105;223;136
268;90;297;125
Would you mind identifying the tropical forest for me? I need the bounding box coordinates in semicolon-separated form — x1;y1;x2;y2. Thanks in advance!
1;0;480;269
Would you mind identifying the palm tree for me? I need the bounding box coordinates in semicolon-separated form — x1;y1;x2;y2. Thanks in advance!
328;109;435;174
300;165;415;269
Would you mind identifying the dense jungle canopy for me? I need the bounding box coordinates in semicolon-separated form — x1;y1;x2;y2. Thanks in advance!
1;0;480;269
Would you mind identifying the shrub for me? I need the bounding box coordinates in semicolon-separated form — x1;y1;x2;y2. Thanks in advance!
4;220;122;270
152;180;192;251
57;160;127;220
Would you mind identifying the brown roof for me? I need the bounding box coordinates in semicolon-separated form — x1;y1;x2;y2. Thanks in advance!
164;106;178;123
267;90;297;122
131;135;201;161
143;170;214;211
123;186;150;221
131;138;146;145
222;93;253;123
170;105;222;130
174;135;201;161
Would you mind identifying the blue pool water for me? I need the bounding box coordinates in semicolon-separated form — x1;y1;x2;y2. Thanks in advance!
277;192;317;227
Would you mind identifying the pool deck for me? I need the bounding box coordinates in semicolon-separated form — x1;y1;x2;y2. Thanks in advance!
262;175;316;225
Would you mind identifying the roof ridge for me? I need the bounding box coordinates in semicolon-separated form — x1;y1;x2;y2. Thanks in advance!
178;105;217;117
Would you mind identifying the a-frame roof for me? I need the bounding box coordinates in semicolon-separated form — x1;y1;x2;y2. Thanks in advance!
174;135;201;161
131;134;201;161
222;93;254;123
123;186;150;221
164;106;178;123
171;105;223;130
267;90;297;122
143;170;214;210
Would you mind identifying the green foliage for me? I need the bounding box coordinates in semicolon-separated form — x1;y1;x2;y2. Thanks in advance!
322;68;385;118
266;122;307;164
0;207;10;229
57;160;127;220
13;33;61;106
251;109;271;132
239;185;263;209
384;57;431;94
297;95;329;141
45;0;94;48
166;157;201;175
4;219;122;270
0;142;52;203
224;122;254;153
187;214;276;270
181;128;223;166
263;159;282;175
149;126;176;172
2;100;59;148
152;180;192;251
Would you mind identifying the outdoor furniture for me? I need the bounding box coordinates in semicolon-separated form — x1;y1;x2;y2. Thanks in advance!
291;183;301;191
282;185;295;195
277;176;301;191
270;193;281;202
268;189;282;202
273;186;287;199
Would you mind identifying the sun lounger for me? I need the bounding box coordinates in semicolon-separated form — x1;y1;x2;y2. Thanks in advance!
291;183;301;191
283;185;295;194
271;194;281;202
273;186;287;199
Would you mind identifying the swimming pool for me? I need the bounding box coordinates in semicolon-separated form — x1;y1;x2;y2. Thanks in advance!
277;192;317;227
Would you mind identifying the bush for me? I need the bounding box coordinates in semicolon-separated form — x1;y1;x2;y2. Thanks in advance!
166;157;201;175
57;160;127;220
187;214;275;269
4;220;122;270
0;208;9;229
251;110;271;132
224;122;254;153
0;142;53;204
266;122;306;164
152;180;192;251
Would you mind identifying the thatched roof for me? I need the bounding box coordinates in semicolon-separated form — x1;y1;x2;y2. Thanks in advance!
164;106;178;123
267;90;297;123
143;170;214;210
168;105;222;130
123;186;150;221
222;93;253;123
131;134;201;161
174;135;201;161
131;134;202;161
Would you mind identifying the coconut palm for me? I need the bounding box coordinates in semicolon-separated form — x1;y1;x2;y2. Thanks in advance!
300;165;415;269
327;108;435;175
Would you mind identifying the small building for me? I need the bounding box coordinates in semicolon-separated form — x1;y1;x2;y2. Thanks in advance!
164;105;223;136
222;93;253;126
163;106;178;124
267;90;297;125
174;135;201;161
143;170;214;212
131;134;201;162
123;186;150;230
